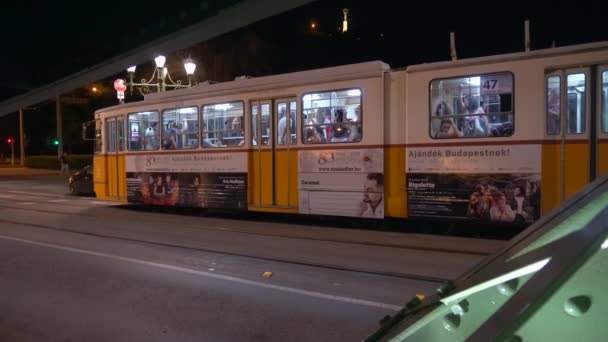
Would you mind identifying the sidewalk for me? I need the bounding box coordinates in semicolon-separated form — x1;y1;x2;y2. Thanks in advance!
0;167;66;177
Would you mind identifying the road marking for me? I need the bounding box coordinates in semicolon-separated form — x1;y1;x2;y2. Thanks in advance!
20;202;36;205
0;194;15;198
48;199;70;203
6;190;60;197
0;234;401;311
91;201;114;205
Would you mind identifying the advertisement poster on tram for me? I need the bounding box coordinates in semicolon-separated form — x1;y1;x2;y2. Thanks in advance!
406;144;541;225
125;153;247;209
298;148;384;218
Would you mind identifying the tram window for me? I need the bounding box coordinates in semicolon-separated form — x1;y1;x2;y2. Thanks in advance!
430;72;514;139
128;111;159;151
290;101;297;144
251;105;258;146
602;71;608;133
94;119;102;153
260;103;271;146
301;88;362;144
276;101;297;145
546;76;561;135
277;102;287;145
118;118;126;151
161;107;199;149
106;120;117;153
202;101;244;147
567;73;585;134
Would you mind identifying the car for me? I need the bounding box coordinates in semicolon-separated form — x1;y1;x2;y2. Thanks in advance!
68;165;94;195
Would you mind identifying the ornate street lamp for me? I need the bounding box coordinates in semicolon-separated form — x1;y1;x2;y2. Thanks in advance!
126;55;197;96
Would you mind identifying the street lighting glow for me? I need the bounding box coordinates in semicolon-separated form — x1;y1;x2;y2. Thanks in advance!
125;56;196;97
154;55;166;68
342;9;349;33
184;59;196;75
92;87;98;92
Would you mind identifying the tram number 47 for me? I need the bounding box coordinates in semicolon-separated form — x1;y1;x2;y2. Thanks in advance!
482;79;498;90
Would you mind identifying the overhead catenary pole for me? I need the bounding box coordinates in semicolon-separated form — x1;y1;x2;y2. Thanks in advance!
450;32;458;61
56;95;63;157
525;19;531;52
19;108;24;166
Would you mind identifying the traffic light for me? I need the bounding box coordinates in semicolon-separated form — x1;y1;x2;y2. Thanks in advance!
6;138;12;144
53;139;59;146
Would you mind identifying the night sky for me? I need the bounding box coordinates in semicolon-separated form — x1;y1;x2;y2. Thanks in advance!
0;0;605;153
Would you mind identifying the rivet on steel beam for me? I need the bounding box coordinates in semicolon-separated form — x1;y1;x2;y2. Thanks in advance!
497;278;519;296
451;299;469;316
442;313;460;332
564;295;592;317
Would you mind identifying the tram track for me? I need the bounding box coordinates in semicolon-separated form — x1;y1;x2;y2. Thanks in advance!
0;216;450;284
0;196;496;257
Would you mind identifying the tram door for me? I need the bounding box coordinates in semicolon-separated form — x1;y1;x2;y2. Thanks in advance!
104;117;125;199
250;98;297;207
546;66;603;203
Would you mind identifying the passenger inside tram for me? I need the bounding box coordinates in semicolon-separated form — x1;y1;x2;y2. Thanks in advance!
435;101;452;116
144;122;158;150
305;127;325;143
164;119;189;149
321;108;332;141
547;87;561;134
277;108;288;144
330;125;349;143
347;105;362;142
434;119;462;138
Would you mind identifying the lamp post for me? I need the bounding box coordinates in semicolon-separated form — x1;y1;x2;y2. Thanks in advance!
6;138;14;167
125;55;197;97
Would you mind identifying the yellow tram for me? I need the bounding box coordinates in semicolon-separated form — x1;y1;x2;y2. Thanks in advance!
93;41;608;226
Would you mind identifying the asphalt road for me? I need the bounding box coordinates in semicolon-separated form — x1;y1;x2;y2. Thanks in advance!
0;171;501;341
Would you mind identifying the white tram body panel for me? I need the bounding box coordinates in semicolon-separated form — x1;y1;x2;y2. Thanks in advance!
94;41;608;226
402;42;608;221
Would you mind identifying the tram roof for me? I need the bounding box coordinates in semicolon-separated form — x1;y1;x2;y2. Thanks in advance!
405;40;608;73
95;60;390;114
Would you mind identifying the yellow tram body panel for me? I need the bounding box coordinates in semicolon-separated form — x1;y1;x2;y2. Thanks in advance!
540;143;562;216
386;146;407;218
248;150;272;206
278;149;299;208
93;155;106;197
540;141;591;215
599;141;608;177
247;149;299;213
563;142;590;199
93;154;127;203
